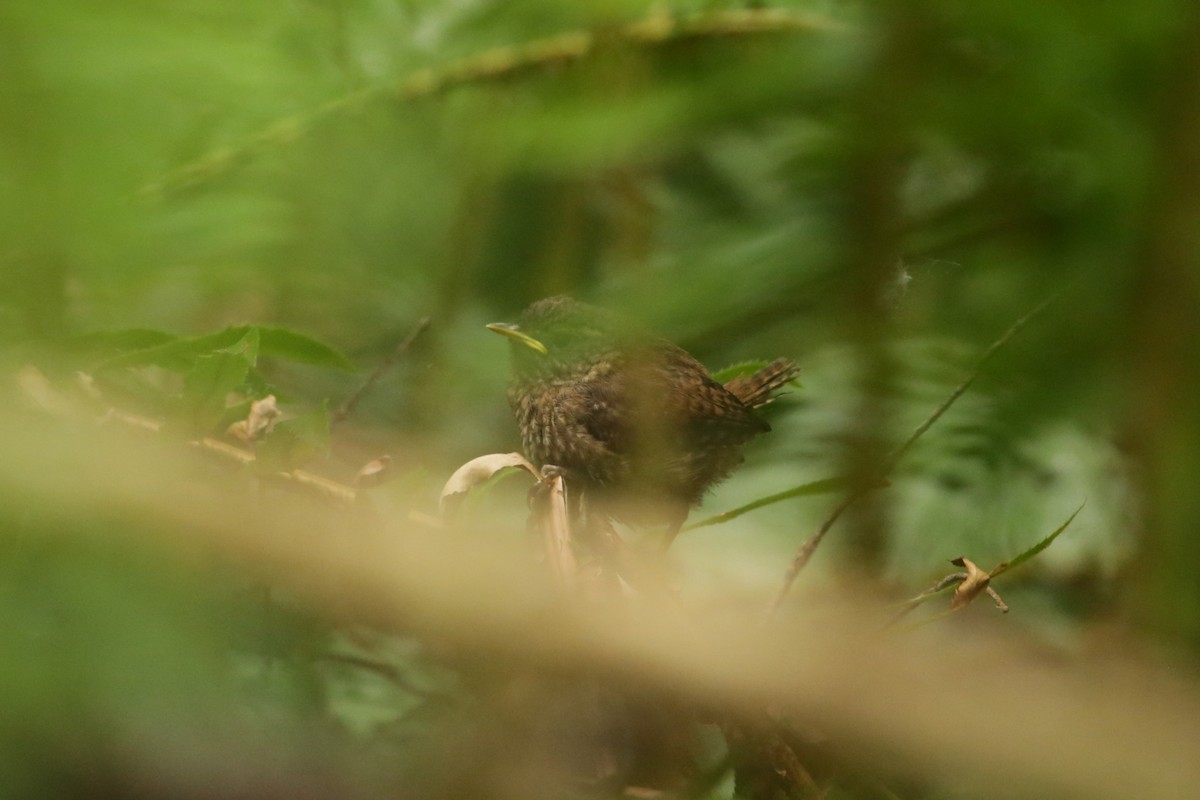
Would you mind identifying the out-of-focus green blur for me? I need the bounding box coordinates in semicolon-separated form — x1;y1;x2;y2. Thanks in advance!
3;1;1199;798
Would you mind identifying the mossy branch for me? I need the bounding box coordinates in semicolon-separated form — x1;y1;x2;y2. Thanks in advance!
137;8;845;200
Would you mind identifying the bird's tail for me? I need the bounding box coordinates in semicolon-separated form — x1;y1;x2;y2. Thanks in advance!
723;358;800;409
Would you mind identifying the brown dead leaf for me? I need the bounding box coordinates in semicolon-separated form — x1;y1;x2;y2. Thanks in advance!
354;455;393;488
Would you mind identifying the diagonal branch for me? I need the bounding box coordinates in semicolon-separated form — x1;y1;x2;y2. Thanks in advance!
333;316;430;425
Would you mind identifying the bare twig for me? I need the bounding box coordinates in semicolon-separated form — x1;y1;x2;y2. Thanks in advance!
765;490;864;618
332;317;430;425
985;585;1009;613
137;416;362;506
191;428;359;505
887;572;965;626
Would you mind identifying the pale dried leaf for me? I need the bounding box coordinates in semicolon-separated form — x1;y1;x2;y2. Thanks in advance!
439;452;539;511
540;473;575;587
228;394;281;443
354;455;393;488
950;556;992;610
75;371;103;401
16;366;75;416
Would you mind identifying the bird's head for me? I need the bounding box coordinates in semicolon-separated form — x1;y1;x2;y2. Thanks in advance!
487;296;626;381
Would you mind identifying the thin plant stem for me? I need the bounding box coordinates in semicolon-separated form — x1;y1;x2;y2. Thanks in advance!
333;317;430;425
766;294;1057;618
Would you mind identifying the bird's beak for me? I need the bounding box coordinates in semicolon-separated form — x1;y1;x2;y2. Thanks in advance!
486;322;548;354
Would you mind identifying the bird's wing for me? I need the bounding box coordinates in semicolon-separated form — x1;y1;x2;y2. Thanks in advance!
721;358;799;409
659;347;769;440
577;346;768;463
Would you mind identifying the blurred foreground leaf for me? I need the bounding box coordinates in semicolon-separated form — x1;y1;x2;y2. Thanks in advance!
177;327;259;436
92;325;353;375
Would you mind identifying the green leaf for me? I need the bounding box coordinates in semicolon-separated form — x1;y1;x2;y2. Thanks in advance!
682;476;847;531
14;329;181;378
892;503;1085;628
993;502;1086;577
91;325;354;375
710;360;772;384
257;327;356;371
87;364;178;418
94;326;258;373
70;328;178;350
256;401;331;472
55;329;179;359
711;360;802;388
176;328;260;436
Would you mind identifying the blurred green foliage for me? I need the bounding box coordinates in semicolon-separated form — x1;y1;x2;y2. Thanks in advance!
3;0;1200;797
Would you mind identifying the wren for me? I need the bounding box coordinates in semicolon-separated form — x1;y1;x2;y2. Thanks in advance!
488;296;798;544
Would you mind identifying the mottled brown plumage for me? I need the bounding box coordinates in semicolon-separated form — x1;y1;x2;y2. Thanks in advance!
489;296;798;534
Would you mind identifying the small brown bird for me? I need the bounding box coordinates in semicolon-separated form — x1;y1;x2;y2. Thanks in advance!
488;296;798;544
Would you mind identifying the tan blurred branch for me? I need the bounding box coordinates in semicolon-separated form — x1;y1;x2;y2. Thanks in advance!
3;410;1199;800
21;366;360;508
